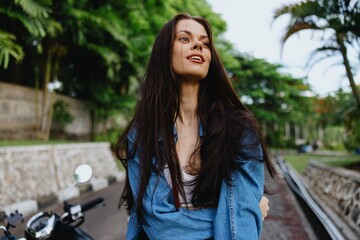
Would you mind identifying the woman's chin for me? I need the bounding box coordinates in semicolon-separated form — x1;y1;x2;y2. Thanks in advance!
178;73;207;82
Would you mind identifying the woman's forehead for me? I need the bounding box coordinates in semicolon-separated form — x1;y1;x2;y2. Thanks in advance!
175;19;208;36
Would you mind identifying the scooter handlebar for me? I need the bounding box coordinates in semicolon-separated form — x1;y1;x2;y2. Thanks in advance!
81;197;104;212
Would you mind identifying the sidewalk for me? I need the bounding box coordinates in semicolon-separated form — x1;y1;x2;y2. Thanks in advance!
261;174;317;240
2;171;320;240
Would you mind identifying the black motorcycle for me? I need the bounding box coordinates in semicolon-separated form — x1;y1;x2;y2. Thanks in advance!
1;164;104;240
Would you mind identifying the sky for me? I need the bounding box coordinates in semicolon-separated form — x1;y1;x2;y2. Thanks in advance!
207;0;359;96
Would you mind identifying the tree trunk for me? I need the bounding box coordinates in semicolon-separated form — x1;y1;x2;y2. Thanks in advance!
40;51;52;140
90;109;96;141
336;33;360;109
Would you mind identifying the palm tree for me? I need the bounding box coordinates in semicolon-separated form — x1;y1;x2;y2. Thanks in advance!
273;0;360;109
0;0;61;69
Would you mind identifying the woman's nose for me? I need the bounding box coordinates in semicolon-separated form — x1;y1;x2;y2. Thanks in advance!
191;41;203;51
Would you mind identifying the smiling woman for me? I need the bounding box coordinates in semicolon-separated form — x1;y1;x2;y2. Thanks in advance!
172;19;211;81
116;13;276;240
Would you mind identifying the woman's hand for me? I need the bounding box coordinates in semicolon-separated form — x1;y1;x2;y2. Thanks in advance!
259;196;269;221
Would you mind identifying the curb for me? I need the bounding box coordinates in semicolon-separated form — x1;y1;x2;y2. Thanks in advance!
0;172;125;221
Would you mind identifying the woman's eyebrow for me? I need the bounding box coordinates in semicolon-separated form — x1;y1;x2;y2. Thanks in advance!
176;30;209;39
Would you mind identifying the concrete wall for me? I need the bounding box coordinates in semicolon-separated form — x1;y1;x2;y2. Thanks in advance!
0;82;41;138
55;94;91;135
303;161;360;237
0;142;123;209
0;82;91;139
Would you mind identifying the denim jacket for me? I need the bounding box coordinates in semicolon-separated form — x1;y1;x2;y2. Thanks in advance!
126;124;264;240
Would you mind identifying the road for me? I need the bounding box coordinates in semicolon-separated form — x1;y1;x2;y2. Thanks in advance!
7;177;316;239
9;181;128;240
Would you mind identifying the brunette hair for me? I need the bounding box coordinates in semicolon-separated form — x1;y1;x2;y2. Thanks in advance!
116;13;276;216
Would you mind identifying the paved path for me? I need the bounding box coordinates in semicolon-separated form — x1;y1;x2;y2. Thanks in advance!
7;182;128;240
6;175;318;240
261;174;317;240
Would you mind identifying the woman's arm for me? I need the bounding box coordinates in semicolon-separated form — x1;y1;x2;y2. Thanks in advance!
214;132;265;240
125;128;145;239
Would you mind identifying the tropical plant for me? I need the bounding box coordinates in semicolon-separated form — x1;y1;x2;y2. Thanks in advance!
0;0;61;68
0;0;246;141
52;99;74;130
232;54;311;124
230;54;313;148
273;0;360;109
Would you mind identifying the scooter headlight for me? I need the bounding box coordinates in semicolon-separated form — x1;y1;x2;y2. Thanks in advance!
25;212;59;240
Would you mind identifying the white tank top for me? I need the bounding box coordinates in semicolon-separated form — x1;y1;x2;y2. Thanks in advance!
163;165;196;208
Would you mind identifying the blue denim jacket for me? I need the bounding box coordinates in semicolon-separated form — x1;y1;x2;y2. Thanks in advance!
126;124;264;240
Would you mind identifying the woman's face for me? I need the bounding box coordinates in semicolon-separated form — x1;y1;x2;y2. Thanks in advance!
172;19;211;82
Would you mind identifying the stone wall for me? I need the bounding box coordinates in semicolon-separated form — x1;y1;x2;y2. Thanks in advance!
0;142;122;208
303;161;360;236
0;82;91;139
0;82;41;138
55;94;91;136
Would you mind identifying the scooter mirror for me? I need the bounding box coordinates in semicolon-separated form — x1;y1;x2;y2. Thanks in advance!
74;164;93;184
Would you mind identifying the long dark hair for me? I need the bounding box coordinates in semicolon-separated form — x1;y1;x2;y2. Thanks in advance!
116;13;276;216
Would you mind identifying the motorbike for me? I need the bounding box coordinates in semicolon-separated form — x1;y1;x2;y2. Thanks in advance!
1;164;104;240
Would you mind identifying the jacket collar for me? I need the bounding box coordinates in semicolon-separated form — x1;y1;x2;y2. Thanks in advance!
158;123;205;142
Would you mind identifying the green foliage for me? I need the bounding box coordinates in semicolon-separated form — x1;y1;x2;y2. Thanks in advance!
343;108;360;151
266;130;297;149
95;127;123;151
284;153;359;173
0;0;233;126
322;125;346;150
0;30;24;68
0;139;77;146
52;100;74;129
313;89;360;151
89;89;136;123
273;0;360;108
4;0;351;146
232;54;311;125
0;0;61;69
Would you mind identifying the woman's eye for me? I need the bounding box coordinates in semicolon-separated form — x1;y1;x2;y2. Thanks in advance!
203;41;210;48
179;37;189;42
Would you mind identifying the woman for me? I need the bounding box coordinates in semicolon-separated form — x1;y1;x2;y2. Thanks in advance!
116;13;276;239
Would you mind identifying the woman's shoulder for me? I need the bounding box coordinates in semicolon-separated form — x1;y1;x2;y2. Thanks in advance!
224;109;259;140
127;124;138;143
224;109;263;157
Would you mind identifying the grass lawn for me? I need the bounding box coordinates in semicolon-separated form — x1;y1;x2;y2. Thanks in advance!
0;139;81;147
282;153;360;173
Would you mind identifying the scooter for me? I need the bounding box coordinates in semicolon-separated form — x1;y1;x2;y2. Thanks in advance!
1;164;104;240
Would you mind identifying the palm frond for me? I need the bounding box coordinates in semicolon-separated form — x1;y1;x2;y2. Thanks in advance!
283;21;321;42
69;8;129;47
2;6;62;38
274;1;321;20
305;47;342;76
39;18;63;37
14;0;52;18
95;8;129;46
274;0;328;57
0;30;24;69
279;21;322;56
87;44;121;81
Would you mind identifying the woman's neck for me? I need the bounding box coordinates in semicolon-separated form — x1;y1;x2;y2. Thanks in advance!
176;81;201;174
178;82;199;125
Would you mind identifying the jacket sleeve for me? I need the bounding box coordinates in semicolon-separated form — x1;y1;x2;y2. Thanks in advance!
214;132;264;240
125;128;144;240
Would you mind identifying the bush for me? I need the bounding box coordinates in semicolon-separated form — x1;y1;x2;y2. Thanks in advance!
343;109;360;151
52;100;74;130
265;130;297;149
95;127;123;151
